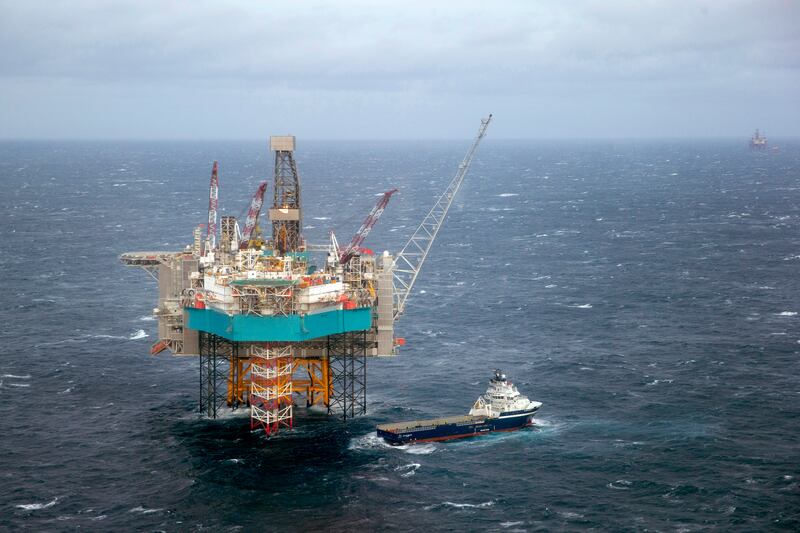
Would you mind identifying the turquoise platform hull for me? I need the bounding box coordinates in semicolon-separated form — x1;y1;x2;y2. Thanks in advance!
185;307;372;342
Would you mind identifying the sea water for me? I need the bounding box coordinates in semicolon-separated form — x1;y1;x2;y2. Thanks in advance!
1;139;798;530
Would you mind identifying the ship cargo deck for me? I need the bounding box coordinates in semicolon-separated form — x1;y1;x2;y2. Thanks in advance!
377;415;483;433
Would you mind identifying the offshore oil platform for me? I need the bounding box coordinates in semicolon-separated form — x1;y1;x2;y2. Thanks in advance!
121;116;492;436
750;129;767;150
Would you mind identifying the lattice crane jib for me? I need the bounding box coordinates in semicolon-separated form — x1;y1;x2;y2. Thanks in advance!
240;181;268;248
339;188;398;265
207;161;219;251
392;115;492;319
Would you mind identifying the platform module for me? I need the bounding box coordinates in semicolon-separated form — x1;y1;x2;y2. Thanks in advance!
122;117;492;436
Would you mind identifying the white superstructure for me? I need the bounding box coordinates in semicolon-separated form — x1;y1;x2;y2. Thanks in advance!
468;370;542;419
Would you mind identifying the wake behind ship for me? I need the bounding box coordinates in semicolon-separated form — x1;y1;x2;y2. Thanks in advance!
377;370;542;445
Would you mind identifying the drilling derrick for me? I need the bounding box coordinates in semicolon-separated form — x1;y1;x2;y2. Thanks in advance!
120;116;492;439
269;136;302;254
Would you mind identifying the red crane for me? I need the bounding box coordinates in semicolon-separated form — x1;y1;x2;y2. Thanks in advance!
240;181;268;248
206;161;219;251
339;189;398;264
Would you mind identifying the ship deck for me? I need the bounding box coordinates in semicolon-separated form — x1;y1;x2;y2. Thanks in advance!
377;415;483;433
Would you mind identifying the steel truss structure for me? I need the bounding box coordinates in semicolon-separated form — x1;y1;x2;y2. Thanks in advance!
293;352;330;409
393;115;492;319
199;332;232;418
249;345;294;435
198;334;367;432
272;148;302;254
327;331;367;420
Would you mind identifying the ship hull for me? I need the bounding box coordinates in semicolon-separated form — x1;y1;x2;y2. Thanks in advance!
377;410;538;446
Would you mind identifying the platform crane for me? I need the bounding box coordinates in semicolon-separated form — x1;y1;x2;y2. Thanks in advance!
339;189;398;265
240;181;268;249
392;114;492;319
205;161;219;252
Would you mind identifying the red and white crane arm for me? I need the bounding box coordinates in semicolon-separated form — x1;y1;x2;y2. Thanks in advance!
240;181;268;247
206;161;219;250
339;188;398;264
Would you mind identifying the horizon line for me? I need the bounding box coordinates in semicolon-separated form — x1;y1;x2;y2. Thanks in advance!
1;135;797;143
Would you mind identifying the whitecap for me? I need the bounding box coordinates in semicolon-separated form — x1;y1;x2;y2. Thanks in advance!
312;217;330;220
138;315;155;322
432;500;495;510
497;193;518;197
569;304;593;309
500;522;524;528
776;311;797;317
129;329;149;340
607;480;632;490
2;374;30;379
8;383;31;388
16;498;58;510
129;506;163;514
395;463;420;477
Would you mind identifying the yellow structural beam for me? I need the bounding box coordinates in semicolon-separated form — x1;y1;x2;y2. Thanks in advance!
225;355;331;409
292;357;330;408
227;357;251;407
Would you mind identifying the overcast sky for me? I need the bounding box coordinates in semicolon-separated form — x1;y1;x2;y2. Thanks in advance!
0;0;798;140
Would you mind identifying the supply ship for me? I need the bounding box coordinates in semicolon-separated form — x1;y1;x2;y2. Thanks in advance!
377;370;542;445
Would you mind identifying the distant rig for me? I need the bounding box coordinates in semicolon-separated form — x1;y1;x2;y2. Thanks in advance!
121;116;492;436
750;129;767;150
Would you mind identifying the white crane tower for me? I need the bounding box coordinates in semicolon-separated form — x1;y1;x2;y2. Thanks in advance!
391;114;492;320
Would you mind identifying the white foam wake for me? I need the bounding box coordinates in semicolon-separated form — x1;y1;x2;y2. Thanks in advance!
16;497;58;511
129;329;149;340
349;432;437;455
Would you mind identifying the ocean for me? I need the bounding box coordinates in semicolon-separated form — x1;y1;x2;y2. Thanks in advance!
1;139;798;531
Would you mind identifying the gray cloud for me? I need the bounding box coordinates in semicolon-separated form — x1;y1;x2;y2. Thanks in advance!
0;0;798;139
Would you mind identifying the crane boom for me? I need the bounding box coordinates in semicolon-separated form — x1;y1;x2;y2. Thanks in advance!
392;115;492;319
340;189;398;264
206;161;219;251
240;181;268;248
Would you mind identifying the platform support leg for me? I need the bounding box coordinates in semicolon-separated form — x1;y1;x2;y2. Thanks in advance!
327;331;367;420
199;332;229;419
